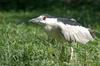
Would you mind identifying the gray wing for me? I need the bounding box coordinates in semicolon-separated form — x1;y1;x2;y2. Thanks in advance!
57;18;81;26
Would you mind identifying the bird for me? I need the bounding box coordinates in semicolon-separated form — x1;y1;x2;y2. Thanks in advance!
29;14;94;62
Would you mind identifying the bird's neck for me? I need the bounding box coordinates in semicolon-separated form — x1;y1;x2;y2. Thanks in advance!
44;18;66;30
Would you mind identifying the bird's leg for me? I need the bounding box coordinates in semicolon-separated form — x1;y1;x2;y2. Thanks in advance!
68;42;74;63
70;46;74;61
69;43;78;64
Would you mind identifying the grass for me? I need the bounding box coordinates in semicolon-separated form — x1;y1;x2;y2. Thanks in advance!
0;9;100;66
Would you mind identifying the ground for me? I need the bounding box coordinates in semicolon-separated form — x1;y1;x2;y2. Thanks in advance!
0;9;100;66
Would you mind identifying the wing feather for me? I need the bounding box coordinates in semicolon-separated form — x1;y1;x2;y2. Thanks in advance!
61;24;93;44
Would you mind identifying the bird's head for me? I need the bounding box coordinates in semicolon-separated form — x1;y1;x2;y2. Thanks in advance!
29;14;51;24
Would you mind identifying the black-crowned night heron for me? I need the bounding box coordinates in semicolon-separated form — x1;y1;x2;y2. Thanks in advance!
29;14;94;62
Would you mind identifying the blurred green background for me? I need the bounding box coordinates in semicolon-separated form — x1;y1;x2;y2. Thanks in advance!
0;0;100;11
0;0;100;66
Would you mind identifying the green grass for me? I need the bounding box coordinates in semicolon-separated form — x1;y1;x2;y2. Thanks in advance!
0;9;100;66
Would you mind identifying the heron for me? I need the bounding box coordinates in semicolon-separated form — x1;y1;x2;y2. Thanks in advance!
29;14;94;62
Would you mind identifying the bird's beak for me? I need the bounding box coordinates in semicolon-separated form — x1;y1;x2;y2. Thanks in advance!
29;18;36;23
29;17;40;23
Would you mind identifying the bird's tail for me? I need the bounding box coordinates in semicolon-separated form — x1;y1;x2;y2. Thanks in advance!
89;28;100;38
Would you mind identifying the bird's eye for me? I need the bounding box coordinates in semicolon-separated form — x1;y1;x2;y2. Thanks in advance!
43;16;47;20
